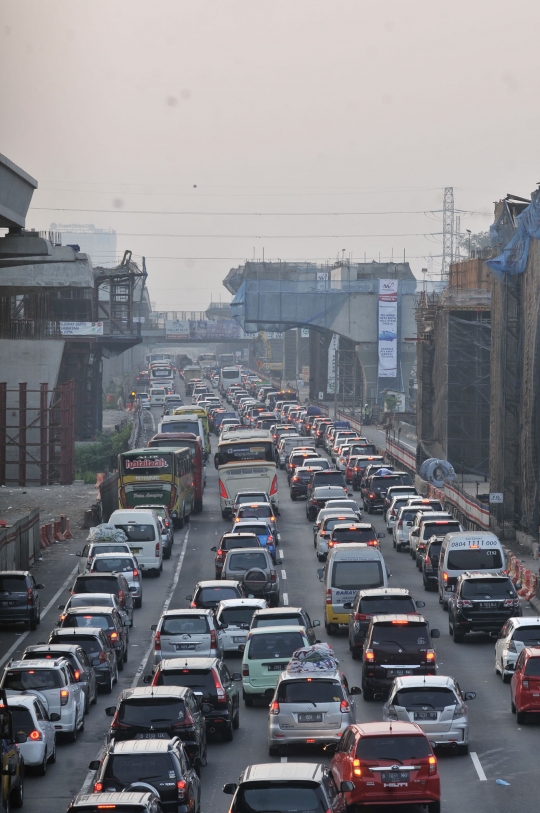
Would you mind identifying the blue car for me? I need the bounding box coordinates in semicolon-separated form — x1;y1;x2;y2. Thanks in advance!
231;520;277;562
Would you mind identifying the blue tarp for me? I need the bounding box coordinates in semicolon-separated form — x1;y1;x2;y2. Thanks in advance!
486;191;540;277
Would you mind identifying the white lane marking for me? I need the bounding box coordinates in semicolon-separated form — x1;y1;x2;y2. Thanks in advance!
470;752;487;781
281;570;287;580
283;593;289;605
281;756;287;762
0;563;79;670
279;549;284;559
131;528;190;688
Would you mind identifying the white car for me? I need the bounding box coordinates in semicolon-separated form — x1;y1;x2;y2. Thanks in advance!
495;617;540;682
215;598;267;652
149;387;166;406
2;658;85;741
7;693;57;774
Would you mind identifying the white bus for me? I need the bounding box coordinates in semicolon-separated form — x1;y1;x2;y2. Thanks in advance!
220;366;242;394
215;429;278;518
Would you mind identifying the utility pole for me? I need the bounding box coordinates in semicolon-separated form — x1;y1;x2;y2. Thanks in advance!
442;187;454;280
334;347;338;419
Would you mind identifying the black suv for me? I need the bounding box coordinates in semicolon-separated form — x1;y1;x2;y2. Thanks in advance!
211;533;262;579
147;657;241;741
71;572;134;626
306;486;349;521
421;535;444;591
89;737;203;813
350;455;384;490
448;573;521;643
290;466;322;500
361;614;440;700
106;686;207;762
0;570;44;629
306;469;347;500
362;473;413;514
60;606;129;668
345;588;425;659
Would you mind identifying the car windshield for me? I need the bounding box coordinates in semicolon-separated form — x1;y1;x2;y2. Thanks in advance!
197;587;239;606
332;529;376;543
356;735;432;760
93;557;134;573
371;623;430;647
10;707;35;736
239;506;273;519
64;614;112;630
0;576;26;592
421;522;460;539
238;784;323;813
277;679;343;703
104;753;173;784
113;524;156;542
461;579;516;598
525;659;540;676
161;616;208;635
234;525;269;537
447;549;503;570
74;577;119;595
228;552;268;571
3;669;63;690
118;699;186;726
393;687;457;709
332;561;383;590
220;606;258;626
248;631;305;659
360;596;415;614
511;626;540;645
52;635;102;657
155;669;215;694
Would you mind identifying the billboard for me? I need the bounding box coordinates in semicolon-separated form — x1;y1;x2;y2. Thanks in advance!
327;333;339;394
378;280;398;378
60;322;104;336
165;320;190;340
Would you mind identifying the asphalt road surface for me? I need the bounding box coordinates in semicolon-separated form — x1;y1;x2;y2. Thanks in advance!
3;387;536;813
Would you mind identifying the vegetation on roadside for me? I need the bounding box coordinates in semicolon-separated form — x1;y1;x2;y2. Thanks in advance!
75;422;132;483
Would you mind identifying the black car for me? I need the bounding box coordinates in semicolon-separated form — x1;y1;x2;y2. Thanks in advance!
306;469;347;500
211;533;262;579
60;606;129;668
286;451;321;482
71;572;134;626
187;580;245;610
68;791;165;813
350;455;385;490
0;570;44;630
290;466;323;500
362;473;413;514
361;614;440;700
48;627;118;693
421;536;444;591
106;686;207;762
89;737;202;813
448;573;522;643
306;486;349;522
344;588;425;660
147;657;241;741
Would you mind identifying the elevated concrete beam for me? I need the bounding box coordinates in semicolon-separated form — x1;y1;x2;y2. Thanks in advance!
0;153;37;229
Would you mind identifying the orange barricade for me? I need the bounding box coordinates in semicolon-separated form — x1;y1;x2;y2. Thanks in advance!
40;525;49;549
45;522;55;545
53;519;65;542
62;517;74;540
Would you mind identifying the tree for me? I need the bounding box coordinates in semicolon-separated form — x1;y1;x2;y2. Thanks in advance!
458;230;491;254
384;394;400;413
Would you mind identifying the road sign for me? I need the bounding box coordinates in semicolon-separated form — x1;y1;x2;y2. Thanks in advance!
318;391;324;400
489;492;503;504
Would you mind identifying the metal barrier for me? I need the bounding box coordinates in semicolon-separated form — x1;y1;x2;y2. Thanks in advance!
0;509;40;570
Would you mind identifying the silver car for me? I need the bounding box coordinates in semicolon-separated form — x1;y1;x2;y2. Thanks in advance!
76;541;133;575
494;617;540;682
89;553;143;608
313;510;357;559
383;675;476;755
268;667;361;755
221;547;280;607
215;598;267;653
151;608;221;667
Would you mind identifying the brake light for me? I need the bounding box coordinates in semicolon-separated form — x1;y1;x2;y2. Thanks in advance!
428;755;437;775
177;780;187;799
364;649;375;661
353;758;361;776
118;589;124;603
28;729;42;741
74;670;81;681
110;710;119;730
456;599;472;609
367;540;379;547
270;701;280;715
98;650;108;663
292;477;299;482
133;570;139;578
270;475;278;496
242;664;249;677
27;587;34;607
210;630;217;650
426;650;436;662
354;613;371;621
340;699;351;713
60;689;69;706
94;783;103;793
219;479;228;499
425;556;431;566
110;632;118;640
397;520;403;529
443;572;448;582
154;630;161;651
270;570;277;583
370;493;375;499
325;589;332;605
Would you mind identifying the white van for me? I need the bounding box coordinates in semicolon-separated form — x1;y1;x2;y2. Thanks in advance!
108;509;163;577
149;387;167;406
318;543;388;635
438;531;506;609
220;366;242;394
158;414;205;442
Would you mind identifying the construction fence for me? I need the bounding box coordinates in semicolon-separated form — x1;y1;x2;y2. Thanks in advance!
0;509;40;570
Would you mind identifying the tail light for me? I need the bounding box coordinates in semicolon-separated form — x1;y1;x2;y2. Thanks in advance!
270;475;278;496
28;729;42;741
216;549;224;561
213;669;226;701
110;710;119;730
292;477;299;482
369;493;375;499
110;632;119;641
353;758;362;777
60;689;69;706
74;670;81;681
354;613;371;621
98;650;108;663
329;541;336;548
118;589;124;604
456;600;472;609
367;540;379;547
320;532;329;539
326;589;332;605
94;783;103;793
133;570;139;578
210;630;217;650
242;664;249;677
173;706;194;729
177;780;187;799
452;704;465;719
443;572;448;582
397;519;403;529
270;570;277;583
425;556;431;567
428;755;437;775
27;588;34;607
155;542;160;558
219;479;228;499
154;631;161;651
364;649;375;661
340;699;351;713
426;650;436;663
269;701;280;715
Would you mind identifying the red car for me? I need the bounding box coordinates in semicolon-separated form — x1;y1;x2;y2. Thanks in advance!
510;645;540;723
331;721;440;812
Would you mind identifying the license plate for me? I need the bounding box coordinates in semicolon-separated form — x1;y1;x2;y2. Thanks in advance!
266;663;287;671
131;548;142;554
381;771;409;783
1;601;15;606
176;644;196;650
414;711;437;720
233;636;246;643
480;602;497;609
136;732;168;739
298;712;323;723
387;669;413;677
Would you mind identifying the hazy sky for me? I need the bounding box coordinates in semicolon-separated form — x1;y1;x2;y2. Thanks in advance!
2;0;539;310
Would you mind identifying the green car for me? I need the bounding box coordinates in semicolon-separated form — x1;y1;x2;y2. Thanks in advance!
241;625;309;705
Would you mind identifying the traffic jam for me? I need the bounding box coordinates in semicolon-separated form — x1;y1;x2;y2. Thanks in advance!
1;358;536;813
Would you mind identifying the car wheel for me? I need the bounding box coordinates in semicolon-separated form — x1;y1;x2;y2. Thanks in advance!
290;493;297;501
104;672;114;694
49;738;57;763
66;725;77;743
84;693;89;714
367;504;373;514
221;511;229;520
393;537;396;548
269;745;280;757
350;647;362;661
10;773;23;809
233;705;240;729
317;553;326;562
118;655;124;671
163;548;171;560
452;624;464;643
222;721;234;742
243;692;254;707
29;617;37;631
516;710;527;724
326;623;337;635
123;645;128;662
427;803;441;813
362;679;374;702
134;597;142;609
91;689;97;705
502;667;511;684
36;752;47;776
457;743;469;756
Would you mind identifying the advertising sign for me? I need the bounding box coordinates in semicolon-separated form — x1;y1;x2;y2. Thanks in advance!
165;320;190;340
378;280;398;378
327;333;339;394
60;322;104;336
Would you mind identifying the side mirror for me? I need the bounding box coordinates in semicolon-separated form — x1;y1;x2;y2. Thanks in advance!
316;568;324;581
312;525;318;532
210;546;217;552
232;672;242;681
49;712;61;722
124;618;130;626
377;533;386;539
88;760;101;771
35;583;45;590
343;602;353;610
143;674;152;684
340;781;355;794
92;658;101;667
386;567;391;578
223;783;237;795
201;702;213;714
214;454;219;470
185;595;193;602
238;644;246;652
76;552;82;557
14;733;27;744
505;663;516;672
194;756;208;769
416;601;425;608
58;604;65;610
430;628;440;639
105;706;116;717
220;621;228;629
313;620;321;627
151;624;157;631
350;686;362;695
463;692;476;700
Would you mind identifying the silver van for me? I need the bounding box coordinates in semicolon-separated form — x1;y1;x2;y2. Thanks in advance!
151;608;221;667
215;598;267;653
268;666;361;755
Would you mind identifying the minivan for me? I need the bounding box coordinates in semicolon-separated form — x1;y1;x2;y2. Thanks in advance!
241;626;309;705
317;544;388;635
438;531;506;609
109;509;163;577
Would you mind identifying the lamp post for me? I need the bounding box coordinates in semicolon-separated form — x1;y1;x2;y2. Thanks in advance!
466;230;472;258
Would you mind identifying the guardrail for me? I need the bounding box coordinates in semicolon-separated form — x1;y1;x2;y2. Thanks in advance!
426;482;490;531
0;509;40;570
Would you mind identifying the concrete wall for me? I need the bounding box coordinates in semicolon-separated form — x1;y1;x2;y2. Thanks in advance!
0;339;65;406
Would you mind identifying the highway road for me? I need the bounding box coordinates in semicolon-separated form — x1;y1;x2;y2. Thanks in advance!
2;388;537;813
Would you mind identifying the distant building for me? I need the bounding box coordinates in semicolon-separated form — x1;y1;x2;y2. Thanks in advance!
49;223;117;266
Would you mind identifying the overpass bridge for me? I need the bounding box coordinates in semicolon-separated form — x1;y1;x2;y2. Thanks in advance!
223;260;445;407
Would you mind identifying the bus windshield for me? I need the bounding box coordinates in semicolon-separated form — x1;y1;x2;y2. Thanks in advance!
121;453;172;477
218;441;274;465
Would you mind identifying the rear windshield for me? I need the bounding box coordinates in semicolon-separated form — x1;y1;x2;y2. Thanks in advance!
356;735;431;760
393;687;457;709
525;659;540;677
89;544;129;555
118;699;186;726
93;557;134;573
238;506;273;518
197;587;239;606
104;753;173;784
161;615;208;635
227;552;268;571
236;494;267;505
252;614;303;629
160;420;199;434
372;476;407;489
332;561;383;590
277;679;344;703
511;626;540;645
446;549;503;571
332;529;376;543
3;669;63;691
360;596;415;614
113;524;156;542
24;651;78;670
426;540;443;556
0;576;26;592
52;635;103;657
223;536;260;550
238;785;322;813
421;522;460;539
248;631;305;660
371;623;430;647
63;613;113;630
461;579;516;598
233;525;269;537
313;472;345;485
220;606;258;626
155;669;215;694
313;488;346;500
10;708;35;736
74;577;119;595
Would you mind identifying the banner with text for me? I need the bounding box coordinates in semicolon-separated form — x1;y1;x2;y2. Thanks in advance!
60;321;104;336
378;279;398;378
327;333;339;394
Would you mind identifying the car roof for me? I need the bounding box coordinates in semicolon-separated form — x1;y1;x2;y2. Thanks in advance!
3;694;43;709
253;607;304;616
72;792;156;808
90;552;135;559
0;571;29;577
25;643;85;654
459;572;510;581
161;608;213;617
249;625;306;636
239;763;327;783
7;658;68;670
392;675;456;690
109;739;178;754
351;721;425;737
159;658;219;670
50;627;106;639
506;617;540;628
216;598;267;610
333;523;374;531
64;606;114;615
196;580;241;588
370;614;427;624
358;588;411;598
118;686;190;701
226;547;269;555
